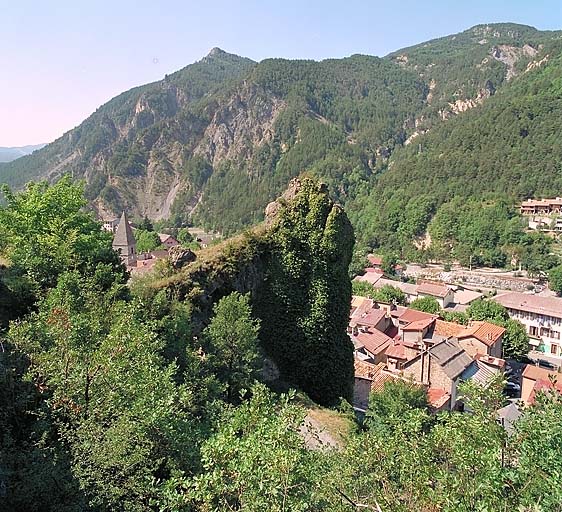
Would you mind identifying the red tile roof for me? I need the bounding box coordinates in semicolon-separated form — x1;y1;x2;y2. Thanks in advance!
522;364;558;382
434;319;466;338
365;267;384;274
528;378;562;405
390;305;408;318
350;297;374;318
398;308;437;324
458;321;505;346
354;360;392;392
368;255;383;266
353;329;393;356
521;198;562;208
435;319;505;346
402;317;436;331
417;281;451;298
354;359;382;380
427;387;450;408
494;292;562;320
385;340;407;359
354;271;384;285
353;308;386;327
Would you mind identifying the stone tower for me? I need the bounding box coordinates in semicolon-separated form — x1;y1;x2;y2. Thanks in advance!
112;211;137;266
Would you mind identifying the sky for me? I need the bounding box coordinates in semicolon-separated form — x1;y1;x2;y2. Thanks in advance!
1;0;561;147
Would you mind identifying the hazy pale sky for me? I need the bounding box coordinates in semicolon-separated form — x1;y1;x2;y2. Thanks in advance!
1;0;560;146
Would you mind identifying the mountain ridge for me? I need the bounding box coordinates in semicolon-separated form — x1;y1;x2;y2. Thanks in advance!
0;143;47;163
1;22;560;242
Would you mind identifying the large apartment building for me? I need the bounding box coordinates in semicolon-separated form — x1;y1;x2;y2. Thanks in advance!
493;292;562;357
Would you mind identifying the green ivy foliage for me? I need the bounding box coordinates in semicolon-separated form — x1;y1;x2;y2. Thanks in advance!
255;179;355;405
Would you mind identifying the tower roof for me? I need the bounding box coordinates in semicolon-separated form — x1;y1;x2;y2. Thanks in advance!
112;211;136;247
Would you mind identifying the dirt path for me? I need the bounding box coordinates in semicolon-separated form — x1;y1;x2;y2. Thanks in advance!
299;414;342;450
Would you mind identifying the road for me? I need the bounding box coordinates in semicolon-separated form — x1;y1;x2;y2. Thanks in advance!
528;351;562;370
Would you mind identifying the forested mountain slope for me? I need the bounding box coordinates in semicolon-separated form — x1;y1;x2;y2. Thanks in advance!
350;44;562;262
1;23;560;239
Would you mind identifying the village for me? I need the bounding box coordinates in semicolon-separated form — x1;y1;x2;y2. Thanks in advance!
105;204;562;430
104;211;217;274
351;251;562;427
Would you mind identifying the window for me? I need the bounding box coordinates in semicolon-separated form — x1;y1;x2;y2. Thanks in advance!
551;344;558;355
552;331;560;340
529;326;538;336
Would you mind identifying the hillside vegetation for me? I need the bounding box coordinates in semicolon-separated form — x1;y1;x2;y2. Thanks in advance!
1;178;561;511
351;47;562;265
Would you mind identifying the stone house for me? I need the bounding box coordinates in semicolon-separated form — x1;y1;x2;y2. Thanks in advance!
435;319;504;358
158;233;180;248
353;360;390;411
401;338;474;409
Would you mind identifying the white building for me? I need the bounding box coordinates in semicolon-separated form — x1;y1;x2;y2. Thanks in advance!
493;292;562;357
417;282;454;308
102;218;120;233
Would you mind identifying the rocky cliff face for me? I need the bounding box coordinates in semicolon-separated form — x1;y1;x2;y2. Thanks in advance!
490;43;538;80
194;82;286;167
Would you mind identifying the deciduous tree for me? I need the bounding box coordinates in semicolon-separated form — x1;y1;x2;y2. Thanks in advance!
203;292;260;403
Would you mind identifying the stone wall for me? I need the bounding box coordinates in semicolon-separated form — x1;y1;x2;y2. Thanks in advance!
405;265;541;293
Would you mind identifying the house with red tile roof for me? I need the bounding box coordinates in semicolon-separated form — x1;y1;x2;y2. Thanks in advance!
520;197;562;215
434;319;465;338
400;338;476;410
435;319;505;358
384;339;420;371
417;281;454;308
521;364;562;404
350;308;387;331
349;297;392;336
351;328;394;364
456;321;505;358
396;308;439;343
353;360;392;410
158;233;180;248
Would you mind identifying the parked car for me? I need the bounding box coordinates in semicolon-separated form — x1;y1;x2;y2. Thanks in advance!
507;373;519;384
504;381;521;397
537;359;557;370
